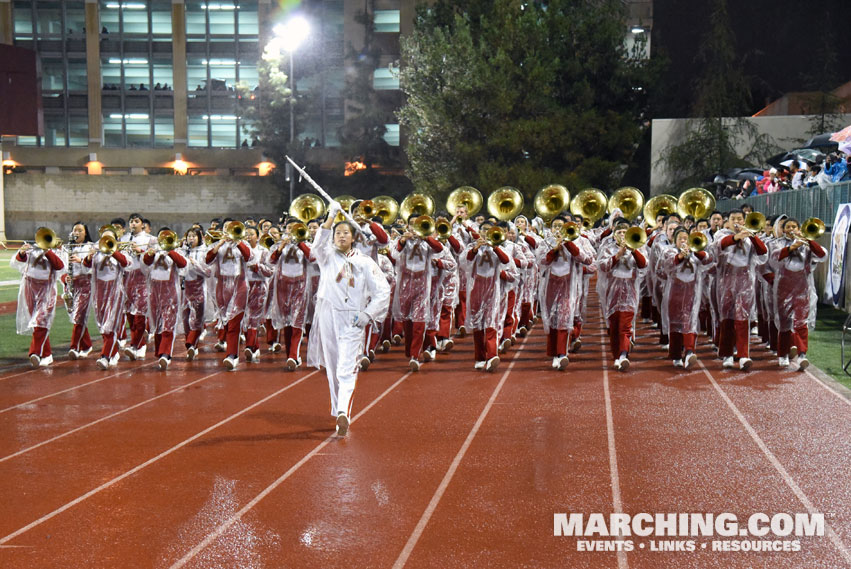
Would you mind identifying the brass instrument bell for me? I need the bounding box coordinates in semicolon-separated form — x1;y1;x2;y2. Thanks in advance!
559;221;581;241
677;187;716;220
534;184;570;221
607;187;645;221
259;232;277;249
224;220;245;241
373;195;400;225
34;227;62;250
485;225;507;247
800;217;825;241
435;216;452;240
446;186;483;217
289;222;310;242
411;215;436;239
687;231;708;252
157;229;178;252
622;226;648;250
400;193;436;221
743;211;766;234
570;188;608;224
289;193;327;223
642;194;678;228
487;187;524;222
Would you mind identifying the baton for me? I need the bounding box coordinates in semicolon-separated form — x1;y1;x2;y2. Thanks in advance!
285;155;358;227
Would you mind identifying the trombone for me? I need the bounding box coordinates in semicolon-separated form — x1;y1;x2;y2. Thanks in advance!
616;226;647;250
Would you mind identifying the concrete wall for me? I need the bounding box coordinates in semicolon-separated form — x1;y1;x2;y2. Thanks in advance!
650;113;851;196
4;172;285;239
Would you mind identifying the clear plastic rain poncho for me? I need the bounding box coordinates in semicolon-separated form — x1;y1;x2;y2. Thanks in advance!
595;240;648;319
768;236;827;331
268;241;312;331
710;229;768;321
513;236;538;307
180;245;213;332
537;238;593;333
460;243;516;331
206;241;252;324
87;250;128;335
143;250;185;335
391;237;443;322
64;241;94;326
659;247;714;335
243;244;273;331
426;245;458;330
121;231;157;316
11;247;66;334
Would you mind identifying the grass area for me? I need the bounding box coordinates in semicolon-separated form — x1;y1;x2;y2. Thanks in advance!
0;250;20;282
0;308;99;368
808;304;851;391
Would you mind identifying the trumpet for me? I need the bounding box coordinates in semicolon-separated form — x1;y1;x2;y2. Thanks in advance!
204;230;224;246
485;226;507;248
289;222;310;243
617;227;647;250
435;216;453;240
259;231;278;249
411;215;436;239
224;220;245;242
687;231;708;252
557;221;581;242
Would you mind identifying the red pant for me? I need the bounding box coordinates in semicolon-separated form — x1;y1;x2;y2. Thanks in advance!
668;332;696;360
778;326;808;357
570;321;582;342
265;318;278;345
71;324;93;352
155;331;175;358
128;313;147;349
30;327;52;358
718;319;749;358
502;290;516;340
245;328;259;351
185;329;202;348
473;328;498;361
518;302;533;331
547;329;569;357
403;320;426;359
281;326;303;360
225;313;244;358
424;330;438;350
607;311;633;357
454;289;467;330
438;305;453;338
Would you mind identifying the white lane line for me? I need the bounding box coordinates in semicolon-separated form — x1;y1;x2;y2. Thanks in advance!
391;337;528;569
598;305;629;569
803;368;851;409
0;369;320;545
699;361;851;565
0;371;224;463
169;370;413;569
0;361;158;414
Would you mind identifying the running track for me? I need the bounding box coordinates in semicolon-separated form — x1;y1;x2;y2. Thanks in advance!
0;289;849;568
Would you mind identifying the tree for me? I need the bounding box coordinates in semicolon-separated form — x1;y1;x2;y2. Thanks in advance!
398;0;659;207
658;0;779;191
799;28;846;139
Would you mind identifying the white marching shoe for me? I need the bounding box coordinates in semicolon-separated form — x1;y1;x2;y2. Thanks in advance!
223;355;239;371
796;354;809;371
722;356;735;369
336;413;349;437
739;357;753;371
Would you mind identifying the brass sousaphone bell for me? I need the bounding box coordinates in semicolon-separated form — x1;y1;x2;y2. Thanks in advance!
571;188;608;227
643;194;679;228
534;184;570;222
372;195;400;225
677;187;716;220
290;193;326;223
446;186;483;217
400;193;435;221
608;187;645;221
487;186;524;221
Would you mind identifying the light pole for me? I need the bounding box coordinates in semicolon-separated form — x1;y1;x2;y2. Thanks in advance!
272;16;310;206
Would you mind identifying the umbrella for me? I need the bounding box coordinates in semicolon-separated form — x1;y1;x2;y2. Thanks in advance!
803;133;839;151
831;125;851;143
840;141;851;155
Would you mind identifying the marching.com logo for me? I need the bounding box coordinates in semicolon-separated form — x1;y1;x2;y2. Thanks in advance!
554;513;825;553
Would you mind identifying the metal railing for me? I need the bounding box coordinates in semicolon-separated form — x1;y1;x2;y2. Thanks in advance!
717;182;851;226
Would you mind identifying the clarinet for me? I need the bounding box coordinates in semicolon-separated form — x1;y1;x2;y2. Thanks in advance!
63;233;75;311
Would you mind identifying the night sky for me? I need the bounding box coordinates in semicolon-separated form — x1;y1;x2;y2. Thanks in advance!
651;0;851;118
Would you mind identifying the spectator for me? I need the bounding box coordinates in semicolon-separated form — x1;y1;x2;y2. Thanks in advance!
791;163;805;189
763;168;781;193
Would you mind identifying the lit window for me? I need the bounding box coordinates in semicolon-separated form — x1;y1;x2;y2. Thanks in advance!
383;123;400;147
374;10;400;33
373;67;399;90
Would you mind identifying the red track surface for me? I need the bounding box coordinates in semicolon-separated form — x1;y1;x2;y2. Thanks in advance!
0;290;849;568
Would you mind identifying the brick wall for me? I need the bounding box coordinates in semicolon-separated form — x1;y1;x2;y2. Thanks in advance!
4;173;285;239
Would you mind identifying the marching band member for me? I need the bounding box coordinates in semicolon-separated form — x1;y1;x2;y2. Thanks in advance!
461;225;516;372
142;229;186;370
423;220;458;361
121;213;156;361
513;215;540;337
12;230;66;368
768;218;827;370
181;228;212;360
268;224;313;371
391;217;444;371
65;222;95;359
84;229;129;370
206;226;252;370
571;214;598;352
450;204;478;336
539;221;592;370
242;227;274;364
596;220;648;371
659;228;713;368
306;203;390;436
712;209;767;371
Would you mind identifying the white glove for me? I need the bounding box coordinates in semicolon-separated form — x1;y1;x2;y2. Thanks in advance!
328;200;344;218
351;311;369;329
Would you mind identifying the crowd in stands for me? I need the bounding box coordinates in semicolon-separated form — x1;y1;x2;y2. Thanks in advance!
718;151;851;200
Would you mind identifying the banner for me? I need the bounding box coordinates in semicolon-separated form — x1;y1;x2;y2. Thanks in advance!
826;203;851;307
